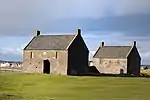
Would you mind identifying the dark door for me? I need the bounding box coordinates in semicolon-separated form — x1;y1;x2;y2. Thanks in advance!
43;60;50;74
120;69;124;74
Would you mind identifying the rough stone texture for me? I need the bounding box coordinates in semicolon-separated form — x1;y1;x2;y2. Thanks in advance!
22;50;68;75
22;31;89;76
24;35;75;50
93;58;127;74
93;45;141;76
94;46;132;58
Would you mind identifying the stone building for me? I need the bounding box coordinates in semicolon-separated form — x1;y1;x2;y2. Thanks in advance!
22;29;89;75
93;41;141;76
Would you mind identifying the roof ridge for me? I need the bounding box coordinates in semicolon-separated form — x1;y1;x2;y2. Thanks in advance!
39;34;75;36
102;46;132;47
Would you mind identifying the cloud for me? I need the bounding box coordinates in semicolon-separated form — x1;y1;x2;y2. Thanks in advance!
0;48;22;61
0;43;27;61
25;0;150;18
43;14;150;36
0;0;150;36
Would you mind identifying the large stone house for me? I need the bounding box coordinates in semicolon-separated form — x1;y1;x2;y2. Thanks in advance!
93;41;141;76
22;29;89;75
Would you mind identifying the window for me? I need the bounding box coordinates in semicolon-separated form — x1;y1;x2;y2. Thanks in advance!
56;52;58;59
30;52;33;59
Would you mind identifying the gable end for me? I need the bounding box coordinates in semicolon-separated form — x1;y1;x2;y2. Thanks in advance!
93;46;100;58
23;37;35;50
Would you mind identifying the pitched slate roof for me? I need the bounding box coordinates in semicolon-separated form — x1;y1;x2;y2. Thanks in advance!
24;35;76;50
93;46;132;58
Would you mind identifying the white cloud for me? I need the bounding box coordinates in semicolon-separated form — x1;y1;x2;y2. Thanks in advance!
34;0;150;18
0;43;27;61
0;0;150;28
0;47;22;55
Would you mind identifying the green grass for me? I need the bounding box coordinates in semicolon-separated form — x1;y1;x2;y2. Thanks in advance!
0;71;150;100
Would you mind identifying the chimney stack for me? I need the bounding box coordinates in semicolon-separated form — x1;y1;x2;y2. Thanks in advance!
76;28;81;34
133;41;136;46
35;30;40;36
100;42;104;47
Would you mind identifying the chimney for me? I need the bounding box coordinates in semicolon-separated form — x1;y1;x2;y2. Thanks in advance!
133;41;136;46
100;42;104;47
76;28;81;35
35;30;40;36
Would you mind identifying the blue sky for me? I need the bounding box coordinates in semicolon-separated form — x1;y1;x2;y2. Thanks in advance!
0;0;150;64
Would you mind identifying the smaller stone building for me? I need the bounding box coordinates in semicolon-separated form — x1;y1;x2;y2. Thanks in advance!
93;41;141;76
22;29;89;75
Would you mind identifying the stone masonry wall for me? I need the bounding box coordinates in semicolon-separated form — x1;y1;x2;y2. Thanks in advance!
93;58;127;74
22;50;68;75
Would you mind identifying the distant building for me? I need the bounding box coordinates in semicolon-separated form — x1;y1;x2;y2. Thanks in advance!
22;29;89;75
0;62;10;67
93;41;141;76
0;61;22;68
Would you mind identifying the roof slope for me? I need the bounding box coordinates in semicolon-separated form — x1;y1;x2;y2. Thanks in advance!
94;46;132;58
24;35;75;50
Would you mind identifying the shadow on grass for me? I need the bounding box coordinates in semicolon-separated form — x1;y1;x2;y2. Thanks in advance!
0;94;23;100
80;73;150;78
74;66;150;78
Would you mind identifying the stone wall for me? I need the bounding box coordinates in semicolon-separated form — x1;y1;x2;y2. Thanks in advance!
23;50;68;75
93;58;127;74
67;33;89;75
127;46;141;76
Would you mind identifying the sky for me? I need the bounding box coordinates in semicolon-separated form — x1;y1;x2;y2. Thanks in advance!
0;0;150;64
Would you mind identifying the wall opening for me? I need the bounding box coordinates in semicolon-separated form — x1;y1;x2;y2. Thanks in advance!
30;52;33;59
56;52;58;59
43;60;50;74
120;69;124;74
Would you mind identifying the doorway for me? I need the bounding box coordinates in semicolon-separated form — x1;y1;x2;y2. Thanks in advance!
43;60;50;74
120;69;124;74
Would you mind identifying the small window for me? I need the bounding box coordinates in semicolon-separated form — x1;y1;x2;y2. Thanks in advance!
56;52;58;59
30;52;33;59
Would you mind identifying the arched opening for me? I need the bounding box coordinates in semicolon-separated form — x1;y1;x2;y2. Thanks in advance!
43;60;50;74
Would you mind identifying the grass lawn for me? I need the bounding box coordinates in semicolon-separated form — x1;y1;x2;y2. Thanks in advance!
0;71;150;100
